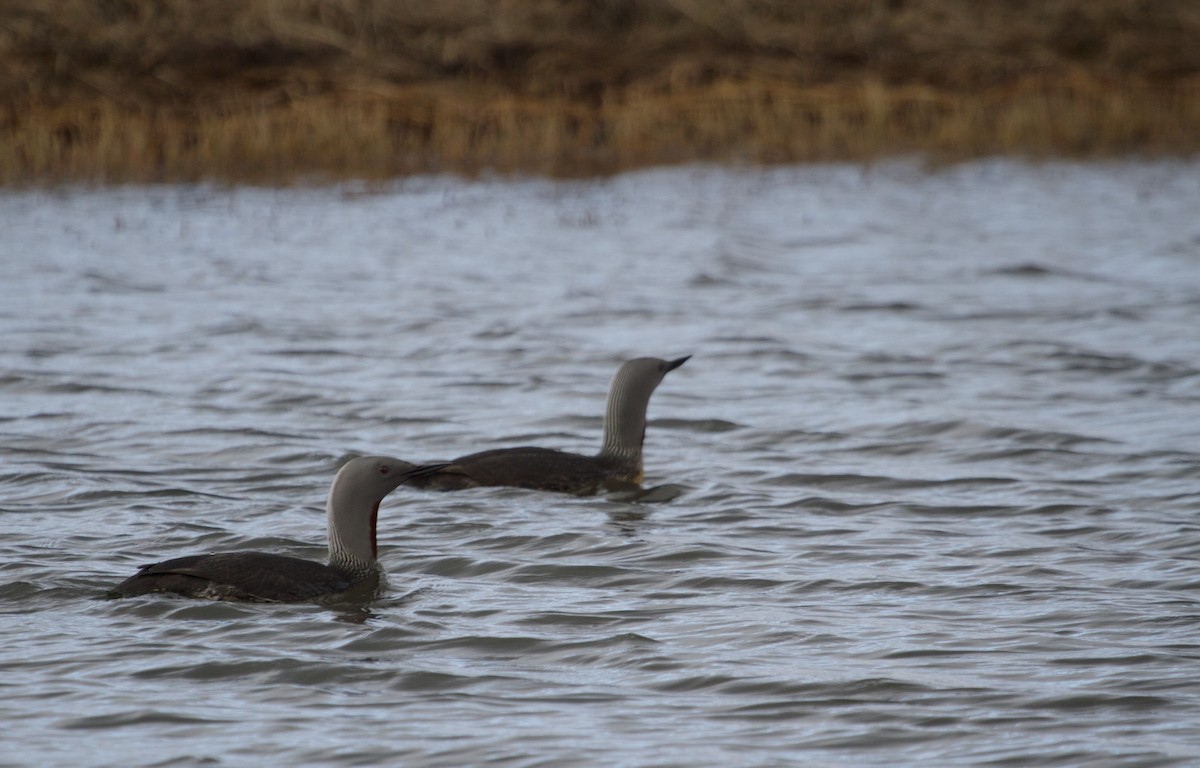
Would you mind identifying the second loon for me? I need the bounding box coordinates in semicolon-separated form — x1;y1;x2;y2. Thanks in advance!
410;355;690;495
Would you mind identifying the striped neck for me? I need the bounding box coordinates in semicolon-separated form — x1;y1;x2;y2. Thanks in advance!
317;456;438;591
325;472;381;582
598;359;671;468
599;384;646;466
596;356;687;481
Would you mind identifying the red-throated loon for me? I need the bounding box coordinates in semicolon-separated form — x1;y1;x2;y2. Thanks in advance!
111;457;446;602
410;355;690;494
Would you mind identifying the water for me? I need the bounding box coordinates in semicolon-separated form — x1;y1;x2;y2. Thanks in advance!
2;159;1200;767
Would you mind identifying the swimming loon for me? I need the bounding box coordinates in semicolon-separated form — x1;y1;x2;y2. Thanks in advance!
410;356;689;494
111;457;446;602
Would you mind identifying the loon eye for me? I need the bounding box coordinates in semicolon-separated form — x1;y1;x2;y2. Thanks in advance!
378;464;391;476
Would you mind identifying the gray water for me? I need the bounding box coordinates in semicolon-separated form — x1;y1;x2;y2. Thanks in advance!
2;159;1200;768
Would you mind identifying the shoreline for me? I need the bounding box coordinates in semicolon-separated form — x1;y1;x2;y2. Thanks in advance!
7;73;1198;185
5;1;1199;185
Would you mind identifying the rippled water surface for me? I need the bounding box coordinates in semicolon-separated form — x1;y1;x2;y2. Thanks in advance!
3;160;1200;767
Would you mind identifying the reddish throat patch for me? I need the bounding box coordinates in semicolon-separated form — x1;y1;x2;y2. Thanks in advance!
370;502;380;559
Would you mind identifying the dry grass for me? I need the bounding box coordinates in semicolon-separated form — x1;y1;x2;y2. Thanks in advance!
2;0;1198;184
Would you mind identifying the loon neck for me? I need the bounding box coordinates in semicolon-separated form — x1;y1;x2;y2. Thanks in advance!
599;415;644;466
325;476;380;581
598;375;649;466
595;356;687;479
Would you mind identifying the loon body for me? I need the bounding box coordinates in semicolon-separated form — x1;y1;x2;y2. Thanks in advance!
112;457;445;602
412;356;689;494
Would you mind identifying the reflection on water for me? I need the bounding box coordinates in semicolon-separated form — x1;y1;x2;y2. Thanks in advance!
3;159;1200;767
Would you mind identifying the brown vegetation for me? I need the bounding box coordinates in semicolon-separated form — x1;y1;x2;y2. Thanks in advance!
2;0;1199;184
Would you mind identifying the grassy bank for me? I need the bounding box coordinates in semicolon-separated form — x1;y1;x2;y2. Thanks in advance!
3;0;1199;184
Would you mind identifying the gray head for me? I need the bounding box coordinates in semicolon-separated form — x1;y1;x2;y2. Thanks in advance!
325;456;427;572
600;355;689;463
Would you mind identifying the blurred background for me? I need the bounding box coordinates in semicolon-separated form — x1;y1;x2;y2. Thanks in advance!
3;0;1199;183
